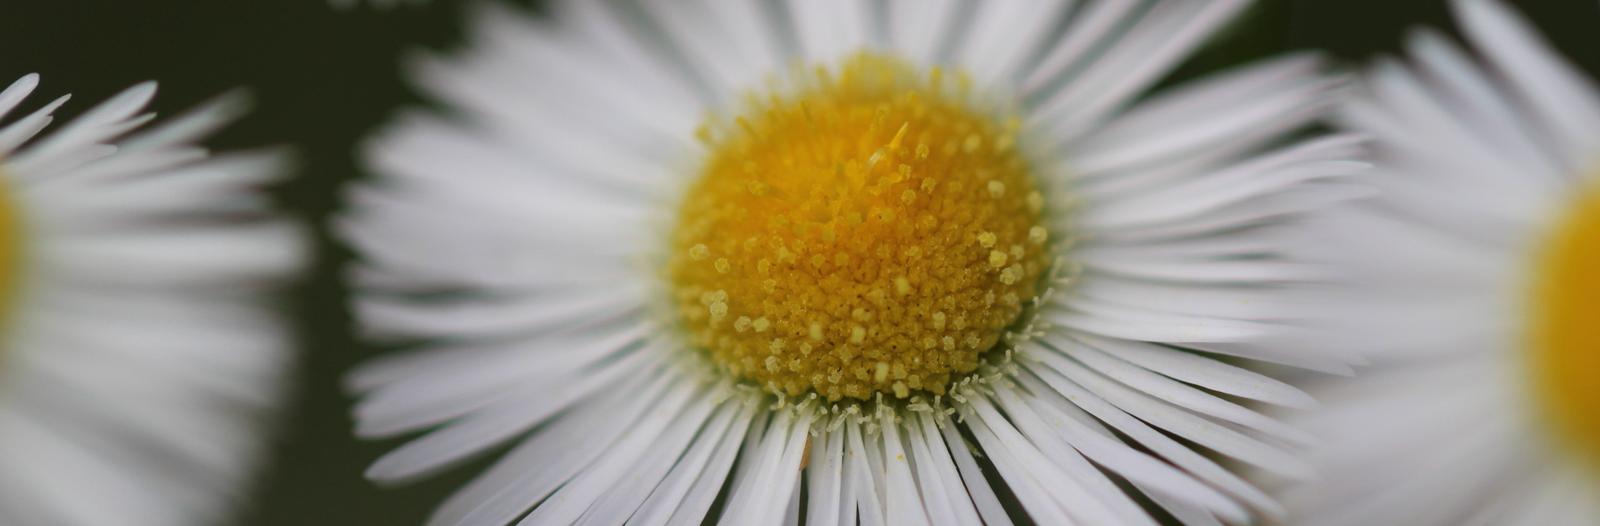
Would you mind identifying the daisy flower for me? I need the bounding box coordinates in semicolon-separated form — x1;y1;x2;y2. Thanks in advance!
344;1;1362;524
0;75;301;525
1279;1;1600;524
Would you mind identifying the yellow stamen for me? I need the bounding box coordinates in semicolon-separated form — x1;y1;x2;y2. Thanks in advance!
667;54;1049;402
1532;176;1600;468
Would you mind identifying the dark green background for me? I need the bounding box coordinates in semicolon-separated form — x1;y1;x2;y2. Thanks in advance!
0;1;1594;524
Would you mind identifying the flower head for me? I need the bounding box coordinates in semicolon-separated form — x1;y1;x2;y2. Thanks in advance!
345;1;1362;524
0;75;301;526
1280;0;1600;523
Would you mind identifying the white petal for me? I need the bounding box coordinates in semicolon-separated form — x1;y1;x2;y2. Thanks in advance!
785;0;871;65
901;415;976;526
952;0;1071;87
9;82;156;174
536;383;722;525
1073;332;1317;409
427;370;685;526
961;407;1077;525
877;411;931;526
844;418;886;526
1025;1;1147;97
633;403;751;526
0;74;40;121
0;94;67;156
366;347;660;483
351;323;652;438
1031;0;1252;143
1030;344;1313;480
934;415;1012;526
804;423;844;526
664;402;759;526
354;285;647;342
1054;334;1315;446
639;0;783;102
883;0;966;65
1455;0;1600;166
1042;302;1271;343
1018;361;1284;516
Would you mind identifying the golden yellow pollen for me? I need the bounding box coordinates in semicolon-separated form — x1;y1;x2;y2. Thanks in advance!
1532;176;1600;468
667;54;1049;402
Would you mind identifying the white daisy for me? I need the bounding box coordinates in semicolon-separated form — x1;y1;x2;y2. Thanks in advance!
0;75;302;525
1279;1;1600;524
344;1;1363;524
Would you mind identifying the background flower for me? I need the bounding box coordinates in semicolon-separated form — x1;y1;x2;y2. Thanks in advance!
0;75;301;525
1277;1;1600;524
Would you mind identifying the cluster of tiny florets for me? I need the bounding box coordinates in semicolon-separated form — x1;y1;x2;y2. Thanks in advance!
1532;176;1600;465
667;54;1052;402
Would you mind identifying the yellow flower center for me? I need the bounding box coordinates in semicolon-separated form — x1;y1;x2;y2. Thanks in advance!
667;54;1051;402
1532;176;1600;468
0;177;18;320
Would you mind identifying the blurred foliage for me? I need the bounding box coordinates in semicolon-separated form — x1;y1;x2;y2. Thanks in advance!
0;1;1593;524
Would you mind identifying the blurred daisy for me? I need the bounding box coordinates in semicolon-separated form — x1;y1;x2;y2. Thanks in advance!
1281;0;1600;524
0;75;301;525
345;1;1362;524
